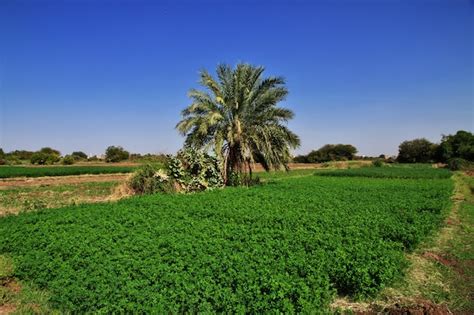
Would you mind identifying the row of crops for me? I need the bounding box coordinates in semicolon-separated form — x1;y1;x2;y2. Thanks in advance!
0;167;453;312
0;165;137;178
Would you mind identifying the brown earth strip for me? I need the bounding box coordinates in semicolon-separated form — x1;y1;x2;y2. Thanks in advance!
0;173;129;190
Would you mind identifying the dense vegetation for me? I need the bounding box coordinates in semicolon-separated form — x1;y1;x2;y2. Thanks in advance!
0;167;452;312
315;165;452;179
294;144;358;163
397;130;474;164
0;166;136;178
177;63;300;184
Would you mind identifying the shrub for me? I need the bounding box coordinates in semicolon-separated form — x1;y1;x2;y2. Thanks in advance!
105;146;130;163
30;152;60;165
71;151;88;160
129;164;173;194
62;155;75;165
372;159;384;167
87;155;100;162
397;138;435;163
447;158;471;171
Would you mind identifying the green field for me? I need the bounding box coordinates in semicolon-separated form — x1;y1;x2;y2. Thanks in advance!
0;165;137;178
315;165;452;179
0;167;453;312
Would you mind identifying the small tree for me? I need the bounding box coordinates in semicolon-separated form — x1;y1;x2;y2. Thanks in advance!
436;130;474;162
39;147;61;156
62;155;75;165
105;146;130;163
397;138;434;163
31;152;60;165
71;151;88;160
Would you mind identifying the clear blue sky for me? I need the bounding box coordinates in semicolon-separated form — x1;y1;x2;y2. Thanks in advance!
1;0;472;157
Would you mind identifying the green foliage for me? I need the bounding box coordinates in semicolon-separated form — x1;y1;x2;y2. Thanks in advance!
105;146;130;163
39;147;61;156
316;165;451;179
61;155;75;165
397;138;435;163
30;152;60;165
129;164;172;194
87;155;101;162
0;166;136;178
436;130;474;162
447;158;472;171
292;155;308;163
301;144;358;163
5;150;34;160
0;169;453;312
71;151;88;160
176;63;300;184
372;159;384;167
128;150;224;195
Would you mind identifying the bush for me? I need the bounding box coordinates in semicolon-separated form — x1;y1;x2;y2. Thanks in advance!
129;164;173;194
71;151;88;160
300;144;358;163
397;138;435;163
30;152;60;165
127;149;224;195
62;155;75;165
447;158;471;171
105;146;130;163
372;159;384;167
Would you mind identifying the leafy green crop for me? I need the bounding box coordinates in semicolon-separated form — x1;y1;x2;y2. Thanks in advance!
0;165;137;178
315;165;451;179
0;172;453;312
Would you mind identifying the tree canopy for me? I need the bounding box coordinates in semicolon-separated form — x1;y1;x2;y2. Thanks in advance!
177;63;300;183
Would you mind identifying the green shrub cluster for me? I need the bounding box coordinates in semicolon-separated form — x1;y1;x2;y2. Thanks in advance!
0;171;453;312
0;166;137;178
316;165;451;179
128;149;223;194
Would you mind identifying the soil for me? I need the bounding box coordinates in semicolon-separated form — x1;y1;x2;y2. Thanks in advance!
0;304;16;315
380;299;452;315
0;173;129;190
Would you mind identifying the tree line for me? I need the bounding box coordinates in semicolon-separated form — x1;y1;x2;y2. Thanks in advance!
0;146;169;166
292;130;473;166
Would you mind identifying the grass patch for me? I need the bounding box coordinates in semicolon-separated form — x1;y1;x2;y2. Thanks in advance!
0;170;453;312
315;165;451;179
0;182;119;216
0;166;137;179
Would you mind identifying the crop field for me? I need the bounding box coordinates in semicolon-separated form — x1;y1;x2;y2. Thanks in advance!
0;181;119;216
0;167;453;312
0;165;137;178
315;165;452;179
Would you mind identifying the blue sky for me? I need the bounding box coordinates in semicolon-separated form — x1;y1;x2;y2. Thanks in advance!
1;0;472;157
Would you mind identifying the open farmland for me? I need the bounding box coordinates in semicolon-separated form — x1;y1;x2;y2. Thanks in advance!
0;165;137;178
0;167;453;312
315;165;452;179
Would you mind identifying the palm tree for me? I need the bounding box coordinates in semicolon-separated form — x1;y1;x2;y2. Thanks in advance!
176;63;300;184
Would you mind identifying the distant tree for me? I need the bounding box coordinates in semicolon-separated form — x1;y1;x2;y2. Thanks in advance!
7;150;34;160
39;147;61;156
435;130;474;162
0;148;5;165
397;138;434;163
71;151;88;160
306;144;358;163
62;155;75;165
105;146;130;163
293;155;309;163
30;152;60;165
88;155;101;162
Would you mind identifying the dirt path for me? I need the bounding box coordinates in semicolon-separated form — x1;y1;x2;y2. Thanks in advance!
0;173;129;190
